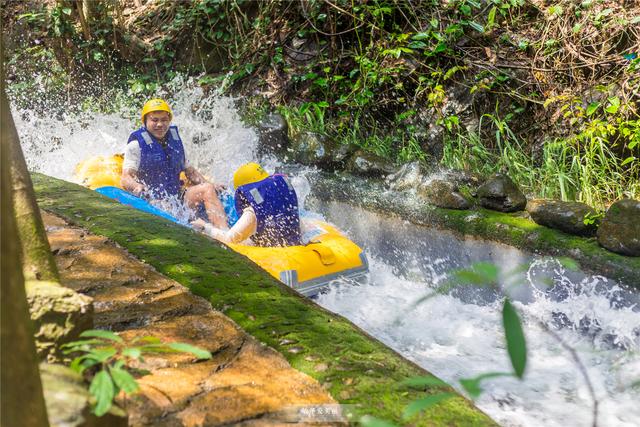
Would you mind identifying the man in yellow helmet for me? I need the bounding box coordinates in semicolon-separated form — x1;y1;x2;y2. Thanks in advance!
191;162;302;247
121;98;227;228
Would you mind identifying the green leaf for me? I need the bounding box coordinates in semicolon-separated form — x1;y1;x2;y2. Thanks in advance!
469;21;485;33
70;356;100;374
62;7;72;15
621;156;636;166
85;348;117;363
452;262;499;286
460;372;513;399
110;367;139;394
557;257;578;271
408;41;427;49
402;393;455;419
412;32;429;41
132;336;162;344
167;343;212;360
487;7;497;28
62;338;105;350
80;330;123;343
605;97;620;114
503;299;527;378
122;347;142;360
401;376;448;389
359;415;398;427
89;371;115;416
586;102;600;116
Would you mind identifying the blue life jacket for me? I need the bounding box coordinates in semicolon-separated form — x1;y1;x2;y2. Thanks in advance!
234;174;302;247
128;125;185;198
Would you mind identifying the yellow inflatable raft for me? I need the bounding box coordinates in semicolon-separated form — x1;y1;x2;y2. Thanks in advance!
75;155;368;296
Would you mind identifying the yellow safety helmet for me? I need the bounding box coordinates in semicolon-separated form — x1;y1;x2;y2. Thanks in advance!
141;98;172;123
234;162;269;189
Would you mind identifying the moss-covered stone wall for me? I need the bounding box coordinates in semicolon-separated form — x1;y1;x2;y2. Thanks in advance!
32;173;495;426
307;172;640;289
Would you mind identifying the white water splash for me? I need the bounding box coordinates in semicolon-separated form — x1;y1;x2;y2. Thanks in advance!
317;256;640;427
12;75;258;188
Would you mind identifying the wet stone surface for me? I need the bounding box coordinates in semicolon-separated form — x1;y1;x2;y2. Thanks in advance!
43;211;341;426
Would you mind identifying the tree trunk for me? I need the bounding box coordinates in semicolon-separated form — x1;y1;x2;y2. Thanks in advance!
1;49;50;427
8;85;61;283
75;0;92;41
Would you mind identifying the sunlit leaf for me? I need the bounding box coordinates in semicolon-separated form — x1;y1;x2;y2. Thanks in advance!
89;371;115;416
402;393;455;419
80;330;123;343
621;156;636;166
122;347;142;360
412;32;429;41
132;336;162;344
487;7;497;28
469;21;485;33
503;299;527;378
586;102;600;116
460;372;513;399
401;376;448;389
605;97;620;114
86;348;118;363
167;342;212;360
557;257;578;271
110;366;139;394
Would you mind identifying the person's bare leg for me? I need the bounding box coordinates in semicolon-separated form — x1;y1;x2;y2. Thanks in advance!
184;183;228;229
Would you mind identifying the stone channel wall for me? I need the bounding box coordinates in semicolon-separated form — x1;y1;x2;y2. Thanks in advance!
306;171;640;289
33;173;495;426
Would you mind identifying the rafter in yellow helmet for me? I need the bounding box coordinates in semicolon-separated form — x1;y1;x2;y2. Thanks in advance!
233;162;269;189
141;98;172;123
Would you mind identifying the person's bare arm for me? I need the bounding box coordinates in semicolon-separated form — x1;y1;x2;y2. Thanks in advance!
191;208;257;244
121;168;146;196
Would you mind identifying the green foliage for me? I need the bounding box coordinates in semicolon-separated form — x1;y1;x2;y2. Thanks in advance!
63;329;212;417
502;299;527;378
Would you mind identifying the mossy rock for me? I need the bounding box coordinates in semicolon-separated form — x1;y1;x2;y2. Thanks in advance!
307;171;640;289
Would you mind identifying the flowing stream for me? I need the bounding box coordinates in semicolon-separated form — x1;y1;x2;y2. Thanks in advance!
12;78;640;427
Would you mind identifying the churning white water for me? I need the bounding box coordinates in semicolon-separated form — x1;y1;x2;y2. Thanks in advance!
12;77;640;427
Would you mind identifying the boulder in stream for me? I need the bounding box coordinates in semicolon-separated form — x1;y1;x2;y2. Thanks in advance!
386;161;430;191
289;132;336;166
345;150;396;177
419;179;471;210
477;174;527;212
257;113;289;156
527;199;599;236
597;199;640;256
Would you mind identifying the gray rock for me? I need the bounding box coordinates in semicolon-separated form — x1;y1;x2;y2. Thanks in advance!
329;142;357;166
419;179;470;210
26;281;93;363
258;113;289;156
527;199;599;236
289;132;336;165
477;174;527;212
345;150;396;177
41;363;127;427
597;199;640;256
386;161;429;191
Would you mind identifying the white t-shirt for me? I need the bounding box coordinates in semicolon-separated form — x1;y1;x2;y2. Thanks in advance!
123;140;191;172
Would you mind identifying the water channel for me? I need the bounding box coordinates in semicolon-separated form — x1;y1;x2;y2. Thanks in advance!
12;79;640;427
